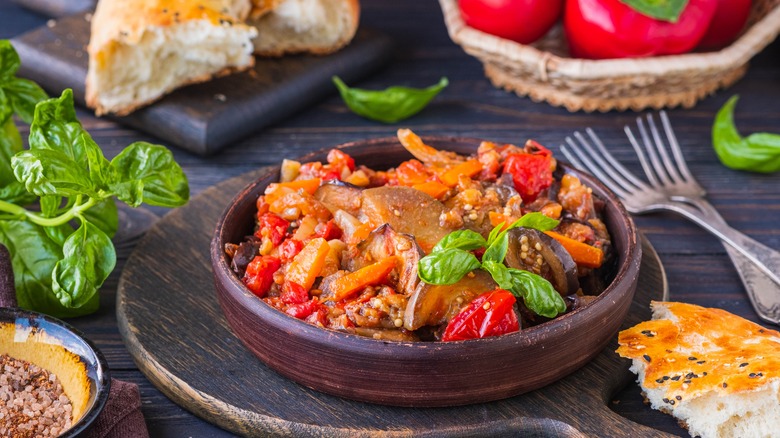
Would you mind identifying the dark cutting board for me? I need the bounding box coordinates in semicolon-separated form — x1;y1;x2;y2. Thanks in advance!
11;15;393;156
116;169;681;437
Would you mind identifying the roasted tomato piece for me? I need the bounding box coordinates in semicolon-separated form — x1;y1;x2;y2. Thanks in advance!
286;299;324;319
313;219;343;240
256;212;290;246
278;239;304;263
243;255;282;298
442;289;519;341
327;149;356;172
503;145;553;204
281;281;309;305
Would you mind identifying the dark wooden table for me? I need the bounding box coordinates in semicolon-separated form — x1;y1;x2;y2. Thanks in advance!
2;1;779;436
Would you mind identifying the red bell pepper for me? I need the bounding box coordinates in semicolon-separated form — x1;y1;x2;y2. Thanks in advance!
698;0;752;50
255;212;289;246
564;0;718;59
442;289;520;341
243;255;281;298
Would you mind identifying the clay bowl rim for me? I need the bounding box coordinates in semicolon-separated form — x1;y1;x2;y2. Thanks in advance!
210;135;640;352
0;306;111;437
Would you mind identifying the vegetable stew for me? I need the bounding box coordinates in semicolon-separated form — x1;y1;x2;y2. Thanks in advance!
226;130;614;341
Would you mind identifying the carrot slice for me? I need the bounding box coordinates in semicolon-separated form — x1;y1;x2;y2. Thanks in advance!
412;181;450;199
488;211;516;230
330;257;398;301
439;159;483;187
269;178;321;195
545;231;604;269
285;237;330;290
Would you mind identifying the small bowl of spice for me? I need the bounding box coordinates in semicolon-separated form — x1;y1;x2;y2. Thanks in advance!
0;245;110;437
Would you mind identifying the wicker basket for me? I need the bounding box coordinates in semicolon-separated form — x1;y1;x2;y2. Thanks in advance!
439;0;780;112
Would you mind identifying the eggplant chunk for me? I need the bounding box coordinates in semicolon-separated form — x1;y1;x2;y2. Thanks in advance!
404;270;496;331
314;180;363;216
361;186;450;253
347;224;424;297
505;228;579;296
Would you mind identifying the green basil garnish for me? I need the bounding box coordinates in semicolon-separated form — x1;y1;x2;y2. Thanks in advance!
0;40;190;318
418;247;481;285
618;0;688;23
333;76;448;124
432;229;487;253
418;212;566;318
712;95;780;173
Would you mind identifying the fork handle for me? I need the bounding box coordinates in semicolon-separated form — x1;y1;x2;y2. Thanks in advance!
664;202;780;287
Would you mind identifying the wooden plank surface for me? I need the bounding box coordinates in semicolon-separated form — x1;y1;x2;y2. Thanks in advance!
12;14;394;156
2;0;780;436
116;168;669;437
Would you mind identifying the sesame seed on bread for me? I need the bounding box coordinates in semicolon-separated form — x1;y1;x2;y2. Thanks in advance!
617;301;780;438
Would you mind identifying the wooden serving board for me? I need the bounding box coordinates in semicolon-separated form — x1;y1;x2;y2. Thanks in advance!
11;15;393;156
116;169;682;437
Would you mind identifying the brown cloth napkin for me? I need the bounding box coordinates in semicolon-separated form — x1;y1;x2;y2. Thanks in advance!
84;379;149;438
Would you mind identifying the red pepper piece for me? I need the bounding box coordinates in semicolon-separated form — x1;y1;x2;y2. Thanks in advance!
286;299;324;319
503;152;553;204
256;212;290;246
442;289;520;341
313;220;342;240
278;239;304;263
242;255;282;298
280;281;309;305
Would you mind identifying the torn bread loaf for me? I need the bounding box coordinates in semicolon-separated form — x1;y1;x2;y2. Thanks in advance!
617;301;780;438
248;0;359;56
86;0;258;116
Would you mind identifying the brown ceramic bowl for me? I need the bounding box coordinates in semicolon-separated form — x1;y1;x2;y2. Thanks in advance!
210;136;642;407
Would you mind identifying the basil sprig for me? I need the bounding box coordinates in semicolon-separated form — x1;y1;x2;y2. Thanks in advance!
712;95;780;173
333;76;448;124
418;212;566;318
619;0;689;23
0;40;189;318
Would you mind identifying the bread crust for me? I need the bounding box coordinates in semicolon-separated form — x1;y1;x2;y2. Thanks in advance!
250;0;360;57
86;0;256;115
617;301;780;437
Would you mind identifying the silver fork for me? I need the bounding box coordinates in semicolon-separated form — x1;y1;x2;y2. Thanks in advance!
561;112;780;324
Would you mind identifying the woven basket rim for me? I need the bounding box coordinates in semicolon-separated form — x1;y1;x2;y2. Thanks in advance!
440;0;780;80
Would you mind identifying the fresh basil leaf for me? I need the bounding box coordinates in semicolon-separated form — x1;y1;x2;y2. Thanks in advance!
43;222;74;247
0;40;21;83
0;90;11;123
713;96;780;173
506;268;566;318
418;248;481;285
51;219;115;309
82;197;118;238
618;0;688;23
0;116;23;187
432;229;486;253
486;222;504;247
39;195;62;217
0;219;61;312
333;76;448;124
482;231;508;263
12;148;99;197
0;182;36;206
506;212;560;232
4;78;48;124
481;260;512;290
108;142;189;207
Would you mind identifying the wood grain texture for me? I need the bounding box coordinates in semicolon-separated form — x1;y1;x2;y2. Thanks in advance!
11;14;394;156
117;166;668;437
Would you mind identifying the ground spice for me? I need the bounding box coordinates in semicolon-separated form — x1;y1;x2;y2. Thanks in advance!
0;354;73;437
